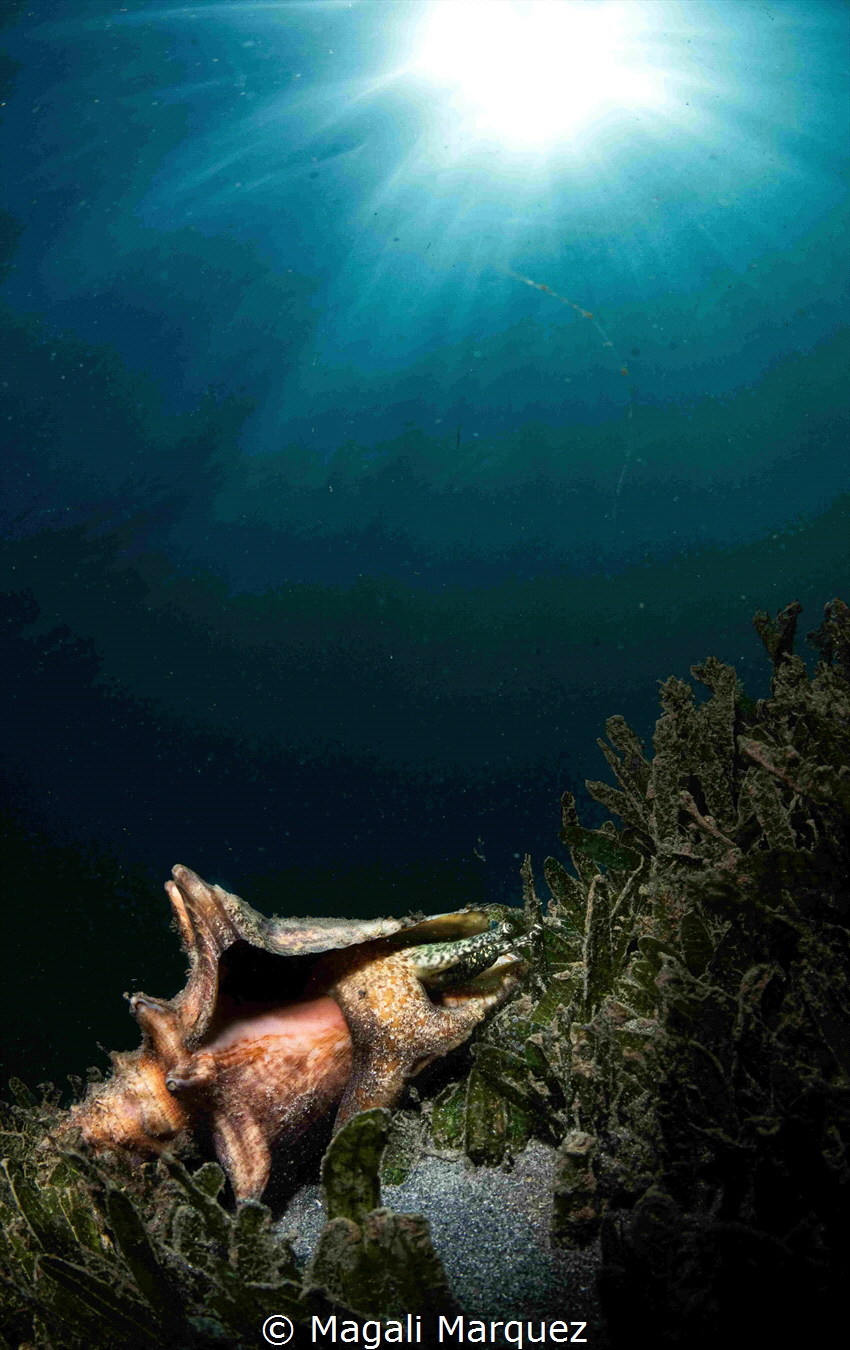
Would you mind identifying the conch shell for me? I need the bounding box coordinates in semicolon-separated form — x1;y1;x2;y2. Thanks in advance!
67;866;526;1200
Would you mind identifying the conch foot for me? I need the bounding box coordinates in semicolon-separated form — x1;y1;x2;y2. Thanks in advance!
315;921;530;1128
65;866;528;1200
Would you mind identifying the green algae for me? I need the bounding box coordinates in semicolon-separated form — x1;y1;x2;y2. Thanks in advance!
307;1110;456;1318
456;595;849;1340
0;1092;326;1347
2;597;846;1344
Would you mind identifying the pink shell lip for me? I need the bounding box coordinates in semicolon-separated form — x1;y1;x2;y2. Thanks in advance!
199;995;348;1057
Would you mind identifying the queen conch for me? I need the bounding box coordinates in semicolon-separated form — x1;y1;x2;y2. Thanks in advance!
66;866;528;1200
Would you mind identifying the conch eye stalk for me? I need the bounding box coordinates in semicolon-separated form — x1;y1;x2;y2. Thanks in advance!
64;864;526;1201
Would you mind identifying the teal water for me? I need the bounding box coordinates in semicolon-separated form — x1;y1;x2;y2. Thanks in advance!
0;0;847;1087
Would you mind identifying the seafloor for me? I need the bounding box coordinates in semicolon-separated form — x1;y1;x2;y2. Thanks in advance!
282;1140;603;1332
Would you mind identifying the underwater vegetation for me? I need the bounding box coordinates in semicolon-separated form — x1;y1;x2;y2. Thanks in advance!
0;1097;456;1346
1;598;846;1347
448;594;848;1343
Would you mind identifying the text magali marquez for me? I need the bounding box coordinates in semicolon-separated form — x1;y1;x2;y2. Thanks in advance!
309;1315;589;1345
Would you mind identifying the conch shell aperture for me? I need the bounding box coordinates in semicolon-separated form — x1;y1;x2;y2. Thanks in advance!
67;865;527;1200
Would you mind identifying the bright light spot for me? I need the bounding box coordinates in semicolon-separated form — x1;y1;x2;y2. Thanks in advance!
416;0;660;144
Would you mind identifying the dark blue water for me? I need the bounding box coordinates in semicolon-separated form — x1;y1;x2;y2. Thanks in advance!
1;0;847;1086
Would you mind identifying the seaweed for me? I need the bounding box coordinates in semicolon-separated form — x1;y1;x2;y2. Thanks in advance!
0;1091;454;1343
457;596;848;1341
2;598;846;1345
306;1109;457;1318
